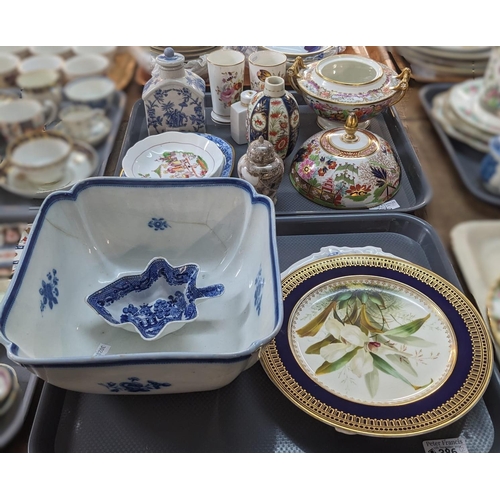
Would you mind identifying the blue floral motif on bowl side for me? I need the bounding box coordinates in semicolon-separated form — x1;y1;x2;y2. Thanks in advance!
254;266;265;316
99;377;171;393
39;268;59;313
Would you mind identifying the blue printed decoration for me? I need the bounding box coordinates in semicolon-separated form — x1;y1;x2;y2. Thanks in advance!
195;133;233;177
148;217;170;231
86;258;225;340
144;88;205;135
99;377;171;393
254;266;265;316
39;269;59;313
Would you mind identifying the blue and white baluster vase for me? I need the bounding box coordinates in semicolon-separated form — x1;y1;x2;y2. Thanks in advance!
247;75;300;160
142;47;206;135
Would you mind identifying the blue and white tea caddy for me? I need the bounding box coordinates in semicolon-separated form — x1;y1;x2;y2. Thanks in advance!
142;47;206;135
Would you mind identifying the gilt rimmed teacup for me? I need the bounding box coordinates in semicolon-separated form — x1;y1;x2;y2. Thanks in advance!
64;76;116;109
0;97;58;142
16;69;62;107
6;129;73;185
59;104;105;142
19;55;64;76
63;54;110;81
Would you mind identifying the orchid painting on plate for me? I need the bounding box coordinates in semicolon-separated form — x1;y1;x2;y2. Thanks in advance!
290;277;457;406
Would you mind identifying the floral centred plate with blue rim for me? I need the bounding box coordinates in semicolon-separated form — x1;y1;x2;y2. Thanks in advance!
119;134;234;178
260;254;493;438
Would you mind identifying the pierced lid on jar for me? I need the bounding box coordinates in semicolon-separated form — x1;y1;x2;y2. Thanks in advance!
156;47;185;69
247;136;278;165
319;113;381;158
316;55;384;86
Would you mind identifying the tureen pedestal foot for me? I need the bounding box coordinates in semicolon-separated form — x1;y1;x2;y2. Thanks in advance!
317;115;370;131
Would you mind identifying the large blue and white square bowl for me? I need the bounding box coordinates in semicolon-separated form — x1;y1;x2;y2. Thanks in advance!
0;177;283;394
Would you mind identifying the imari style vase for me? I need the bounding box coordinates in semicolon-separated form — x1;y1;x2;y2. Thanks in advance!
247;76;300;159
142;47;206;135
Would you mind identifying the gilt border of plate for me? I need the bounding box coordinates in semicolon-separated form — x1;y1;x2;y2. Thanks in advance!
260;255;493;438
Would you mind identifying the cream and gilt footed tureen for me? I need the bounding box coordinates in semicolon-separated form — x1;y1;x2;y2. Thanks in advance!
288;53;411;129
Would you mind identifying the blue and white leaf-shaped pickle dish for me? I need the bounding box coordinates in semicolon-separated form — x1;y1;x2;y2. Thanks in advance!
0;177;283;395
86;257;225;341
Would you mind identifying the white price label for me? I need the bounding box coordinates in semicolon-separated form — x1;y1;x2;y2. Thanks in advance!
369;199;401;210
93;343;111;357
422;437;468;453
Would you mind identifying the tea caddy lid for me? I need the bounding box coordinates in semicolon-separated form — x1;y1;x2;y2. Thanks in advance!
240;90;256;106
156;47;185;69
247;136;279;165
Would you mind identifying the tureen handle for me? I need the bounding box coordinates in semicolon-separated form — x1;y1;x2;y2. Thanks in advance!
390;67;411;92
287;56;307;94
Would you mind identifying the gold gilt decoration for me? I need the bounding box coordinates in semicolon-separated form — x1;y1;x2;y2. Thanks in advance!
319;130;379;159
260;255;493;438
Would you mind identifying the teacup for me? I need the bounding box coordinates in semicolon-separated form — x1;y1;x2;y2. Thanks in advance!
63;76;116;109
248;50;287;92
16;69;62;107
19;55;64;76
59;104;105;141
30;46;73;59
0;98;58;142
6;130;73;184
63;54;110;81
72;46;117;61
0;53;20;88
0;46;30;59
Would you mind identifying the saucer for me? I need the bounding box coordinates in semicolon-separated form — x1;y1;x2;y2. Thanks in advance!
120;133;234;178
55;114;112;146
0;141;98;199
210;110;231;125
449;79;500;136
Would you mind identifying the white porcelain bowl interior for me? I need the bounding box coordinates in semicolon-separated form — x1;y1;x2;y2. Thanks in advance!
0;177;282;395
122;131;225;179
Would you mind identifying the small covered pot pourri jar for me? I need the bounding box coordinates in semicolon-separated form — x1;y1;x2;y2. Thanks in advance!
237;135;285;204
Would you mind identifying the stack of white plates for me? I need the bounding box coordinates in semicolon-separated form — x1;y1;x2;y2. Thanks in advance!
431;77;500;153
396;46;492;80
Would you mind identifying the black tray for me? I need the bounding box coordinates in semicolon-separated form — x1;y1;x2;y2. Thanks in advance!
0;90;126;224
27;212;498;453
419;83;500;207
0;343;38;449
114;94;432;216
